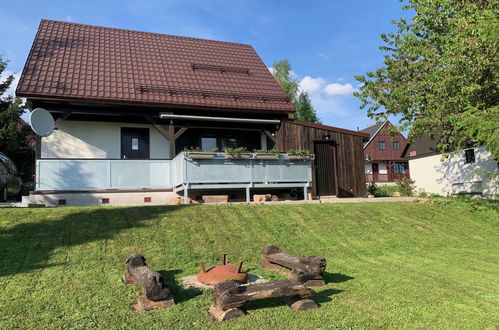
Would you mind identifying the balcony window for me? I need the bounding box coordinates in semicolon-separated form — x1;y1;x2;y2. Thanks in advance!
392;140;400;150
393;162;406;174
201;137;217;151
378;141;385;150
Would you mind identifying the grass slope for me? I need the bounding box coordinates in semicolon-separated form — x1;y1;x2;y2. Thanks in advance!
0;200;498;329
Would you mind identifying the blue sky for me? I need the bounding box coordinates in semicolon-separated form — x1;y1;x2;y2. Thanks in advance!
0;0;411;131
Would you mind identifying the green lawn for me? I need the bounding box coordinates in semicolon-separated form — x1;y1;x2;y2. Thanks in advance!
0;199;498;329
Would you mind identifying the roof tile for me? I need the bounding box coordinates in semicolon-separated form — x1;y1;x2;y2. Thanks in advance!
17;20;295;114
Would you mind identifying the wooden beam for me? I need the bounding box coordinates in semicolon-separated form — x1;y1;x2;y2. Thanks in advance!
144;115;170;141
174;127;188;140
261;128;277;144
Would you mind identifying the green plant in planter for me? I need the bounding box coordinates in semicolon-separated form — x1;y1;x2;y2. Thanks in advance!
224;147;249;155
254;149;280;156
183;146;201;152
287;149;311;158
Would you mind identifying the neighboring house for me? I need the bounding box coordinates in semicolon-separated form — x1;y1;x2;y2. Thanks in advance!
16;20;369;206
402;136;498;198
361;121;409;185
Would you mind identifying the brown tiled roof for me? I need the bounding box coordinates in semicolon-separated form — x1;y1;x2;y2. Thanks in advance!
17;20;295;114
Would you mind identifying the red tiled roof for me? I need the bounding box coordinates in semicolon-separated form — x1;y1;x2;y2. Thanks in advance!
17;20;296;114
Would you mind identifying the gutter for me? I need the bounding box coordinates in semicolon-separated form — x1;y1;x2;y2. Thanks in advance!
159;113;280;124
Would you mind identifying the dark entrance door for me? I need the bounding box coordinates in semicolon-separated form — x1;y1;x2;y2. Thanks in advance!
313;141;337;196
121;127;150;159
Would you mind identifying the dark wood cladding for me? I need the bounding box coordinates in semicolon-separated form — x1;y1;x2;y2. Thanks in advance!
276;120;367;197
364;122;408;161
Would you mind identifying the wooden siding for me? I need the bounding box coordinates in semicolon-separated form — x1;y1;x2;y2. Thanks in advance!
364;122;408;161
276;120;367;197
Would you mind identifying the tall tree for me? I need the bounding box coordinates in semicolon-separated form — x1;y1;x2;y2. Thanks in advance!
0;56;29;158
354;0;498;159
272;59;321;123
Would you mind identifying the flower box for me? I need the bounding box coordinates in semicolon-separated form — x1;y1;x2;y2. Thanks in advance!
187;152;216;159
254;153;279;160
225;153;252;160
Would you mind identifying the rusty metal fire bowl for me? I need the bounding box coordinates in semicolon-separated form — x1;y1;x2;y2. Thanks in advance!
197;253;248;285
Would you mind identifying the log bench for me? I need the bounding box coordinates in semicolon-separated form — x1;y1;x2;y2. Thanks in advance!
123;253;175;311
261;245;326;286
209;279;317;321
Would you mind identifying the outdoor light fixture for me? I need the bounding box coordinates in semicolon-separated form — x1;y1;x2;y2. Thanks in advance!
322;134;331;140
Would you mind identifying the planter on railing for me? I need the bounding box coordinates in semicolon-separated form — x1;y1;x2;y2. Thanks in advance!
225;153;252;160
286;154;313;160
254;153;280;160
186;152;216;159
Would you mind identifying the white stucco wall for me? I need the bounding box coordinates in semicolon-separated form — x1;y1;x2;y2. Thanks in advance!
409;146;498;198
41;120;170;158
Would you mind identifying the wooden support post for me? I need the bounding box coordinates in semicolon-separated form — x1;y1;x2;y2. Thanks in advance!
261;128;277;145
168;123;175;159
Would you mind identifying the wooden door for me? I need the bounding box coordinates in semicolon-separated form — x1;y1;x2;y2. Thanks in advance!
121;127;150;159
314;141;337;196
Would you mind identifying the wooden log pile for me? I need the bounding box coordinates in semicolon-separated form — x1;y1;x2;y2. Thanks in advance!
261;245;326;286
123;253;175;311
209;279;317;321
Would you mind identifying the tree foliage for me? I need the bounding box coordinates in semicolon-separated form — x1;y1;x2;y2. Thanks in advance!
0;56;29;160
272;59;321;123
355;0;499;159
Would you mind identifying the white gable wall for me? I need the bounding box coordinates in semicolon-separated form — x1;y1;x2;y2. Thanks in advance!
409;146;498;198
41;120;170;159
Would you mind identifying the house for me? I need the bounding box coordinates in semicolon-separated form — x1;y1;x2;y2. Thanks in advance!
361;121;409;185
402;136;498;198
16;20;369;206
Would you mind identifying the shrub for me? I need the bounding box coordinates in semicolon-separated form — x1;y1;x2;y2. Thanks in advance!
367;182;378;196
395;177;416;196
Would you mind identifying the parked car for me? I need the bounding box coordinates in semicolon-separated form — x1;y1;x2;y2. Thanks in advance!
0;153;23;201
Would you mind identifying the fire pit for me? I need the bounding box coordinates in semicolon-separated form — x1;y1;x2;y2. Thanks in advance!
197;254;248;285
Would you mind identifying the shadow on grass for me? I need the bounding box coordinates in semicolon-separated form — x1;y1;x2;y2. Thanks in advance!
157;269;203;304
314;288;343;306
0;205;188;277
323;272;355;284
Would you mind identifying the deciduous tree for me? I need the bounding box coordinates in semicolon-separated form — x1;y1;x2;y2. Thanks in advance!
355;0;498;159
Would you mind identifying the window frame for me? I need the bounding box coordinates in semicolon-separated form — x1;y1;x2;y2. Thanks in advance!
392;140;400;150
378;141;386;150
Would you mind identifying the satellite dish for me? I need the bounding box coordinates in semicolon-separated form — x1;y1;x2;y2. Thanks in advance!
30;108;55;137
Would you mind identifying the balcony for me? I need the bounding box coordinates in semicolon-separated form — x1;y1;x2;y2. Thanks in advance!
35;152;313;202
172;152;313;202
365;173;408;183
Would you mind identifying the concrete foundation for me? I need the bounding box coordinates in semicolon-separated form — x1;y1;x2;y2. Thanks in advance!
29;191;178;207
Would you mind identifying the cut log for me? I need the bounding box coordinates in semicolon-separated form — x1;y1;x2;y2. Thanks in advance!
283;297;318;310
123;253;172;301
135;295;175;311
208;305;245;321
261;245;326;286
212;279;315;311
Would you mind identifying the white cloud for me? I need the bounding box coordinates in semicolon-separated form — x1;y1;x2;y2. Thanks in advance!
299;76;325;94
323;83;355;97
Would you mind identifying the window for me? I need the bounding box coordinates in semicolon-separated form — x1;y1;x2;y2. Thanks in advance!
222;138;237;149
378;141;385;150
392;140;400;150
201;137;217;151
465;149;475;164
393;162;406;174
